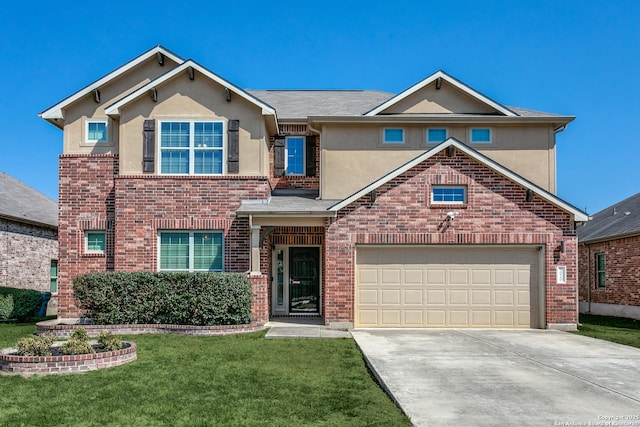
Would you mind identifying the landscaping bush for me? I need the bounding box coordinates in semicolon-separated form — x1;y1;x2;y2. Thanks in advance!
0;294;13;320
97;331;122;351
61;328;95;355
73;272;252;326
16;332;55;356
0;287;43;321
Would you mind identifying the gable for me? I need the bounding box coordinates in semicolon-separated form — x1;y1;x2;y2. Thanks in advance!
379;79;501;115
39;46;184;128
330;138;588;222
365;70;516;117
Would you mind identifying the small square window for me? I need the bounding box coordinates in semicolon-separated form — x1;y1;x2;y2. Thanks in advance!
86;121;108;143
86;231;106;254
383;128;405;144
432;186;466;204
470;128;491;143
427;128;448;143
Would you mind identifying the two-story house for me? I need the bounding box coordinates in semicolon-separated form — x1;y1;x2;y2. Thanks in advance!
40;46;587;330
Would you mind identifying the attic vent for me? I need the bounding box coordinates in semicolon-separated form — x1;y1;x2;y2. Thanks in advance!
625;211;631;216
156;52;165;66
436;77;442;90
93;89;101;103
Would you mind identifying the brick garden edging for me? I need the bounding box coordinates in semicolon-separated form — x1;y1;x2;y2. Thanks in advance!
36;319;267;339
0;341;136;375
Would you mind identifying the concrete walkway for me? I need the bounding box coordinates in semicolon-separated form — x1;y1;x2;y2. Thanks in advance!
352;329;640;426
264;318;352;339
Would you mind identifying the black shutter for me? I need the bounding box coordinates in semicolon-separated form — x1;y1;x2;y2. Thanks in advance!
143;119;155;173
274;136;285;176
227;119;239;174
305;135;316;177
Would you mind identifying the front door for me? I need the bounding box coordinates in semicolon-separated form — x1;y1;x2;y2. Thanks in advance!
272;246;320;315
289;247;320;313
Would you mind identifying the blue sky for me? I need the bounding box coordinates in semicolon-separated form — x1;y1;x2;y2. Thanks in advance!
1;1;638;214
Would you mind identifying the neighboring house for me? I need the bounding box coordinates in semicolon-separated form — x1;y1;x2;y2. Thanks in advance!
40;46;588;329
578;193;640;319
0;172;58;313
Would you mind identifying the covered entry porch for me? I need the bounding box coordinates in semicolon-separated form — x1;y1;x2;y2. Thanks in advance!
237;192;337;322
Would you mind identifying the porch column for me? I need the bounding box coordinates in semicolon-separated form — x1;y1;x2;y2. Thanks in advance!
250;224;262;274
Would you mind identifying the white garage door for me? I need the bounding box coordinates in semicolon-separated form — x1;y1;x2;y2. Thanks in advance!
356;246;542;328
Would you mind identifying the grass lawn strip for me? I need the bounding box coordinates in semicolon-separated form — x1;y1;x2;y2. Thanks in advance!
575;314;640;349
0;323;410;426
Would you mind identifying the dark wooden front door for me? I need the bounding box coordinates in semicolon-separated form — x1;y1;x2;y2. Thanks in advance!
288;247;320;313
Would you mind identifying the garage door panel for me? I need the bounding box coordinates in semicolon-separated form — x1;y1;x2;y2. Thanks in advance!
358;289;379;304
449;290;469;304
426;289;446;304
404;310;423;325
381;269;401;284
356;246;540;328
426;269;446;285
381;310;401;326
449;310;469;326
381;289;401;304
404;289;423;305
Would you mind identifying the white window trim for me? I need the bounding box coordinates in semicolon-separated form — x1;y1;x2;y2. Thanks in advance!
469;127;493;144
431;185;467;205
284;136;306;176
85;119;108;144
382;127;405;144
556;266;567;284
426;127;449;144
157;230;224;272
158;120;226;176
84;231;106;254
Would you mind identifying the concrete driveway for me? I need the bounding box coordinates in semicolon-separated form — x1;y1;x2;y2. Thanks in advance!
351;329;640;426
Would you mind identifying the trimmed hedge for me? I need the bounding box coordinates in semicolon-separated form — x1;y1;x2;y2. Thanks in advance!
73;272;252;326
0;287;43;321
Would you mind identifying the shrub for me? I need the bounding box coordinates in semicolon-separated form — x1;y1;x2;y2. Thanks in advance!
61;328;95;355
0;287;43;321
0;294;13;320
16;333;55;356
97;331;122;352
73;272;252;326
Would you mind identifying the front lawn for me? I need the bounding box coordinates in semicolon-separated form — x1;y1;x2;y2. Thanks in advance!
0;323;410;427
575;314;640;349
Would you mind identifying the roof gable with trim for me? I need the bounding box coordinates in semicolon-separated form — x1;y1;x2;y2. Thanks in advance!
365;70;517;117
105;60;278;133
39;46;184;127
330;138;588;222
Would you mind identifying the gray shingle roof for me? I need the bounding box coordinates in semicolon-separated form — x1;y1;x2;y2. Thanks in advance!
245;90;566;120
0;172;57;228
245;90;393;119
237;194;339;215
578;192;640;243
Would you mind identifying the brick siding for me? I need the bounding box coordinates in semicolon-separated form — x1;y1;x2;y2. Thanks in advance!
578;235;640;307
269;133;320;191
0;218;57;313
58;154;270;318
324;148;578;327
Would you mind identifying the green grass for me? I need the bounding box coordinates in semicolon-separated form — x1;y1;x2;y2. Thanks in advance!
575;314;640;349
0;323;410;427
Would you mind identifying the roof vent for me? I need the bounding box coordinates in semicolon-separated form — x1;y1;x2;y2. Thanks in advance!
625;211;631;216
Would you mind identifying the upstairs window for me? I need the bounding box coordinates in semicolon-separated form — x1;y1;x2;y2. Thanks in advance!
159;231;223;272
86;120;108;143
160;121;224;175
427;128;448;143
595;253;606;288
285;136;305;175
383;128;405;144
431;186;466;204
470;128;492;143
